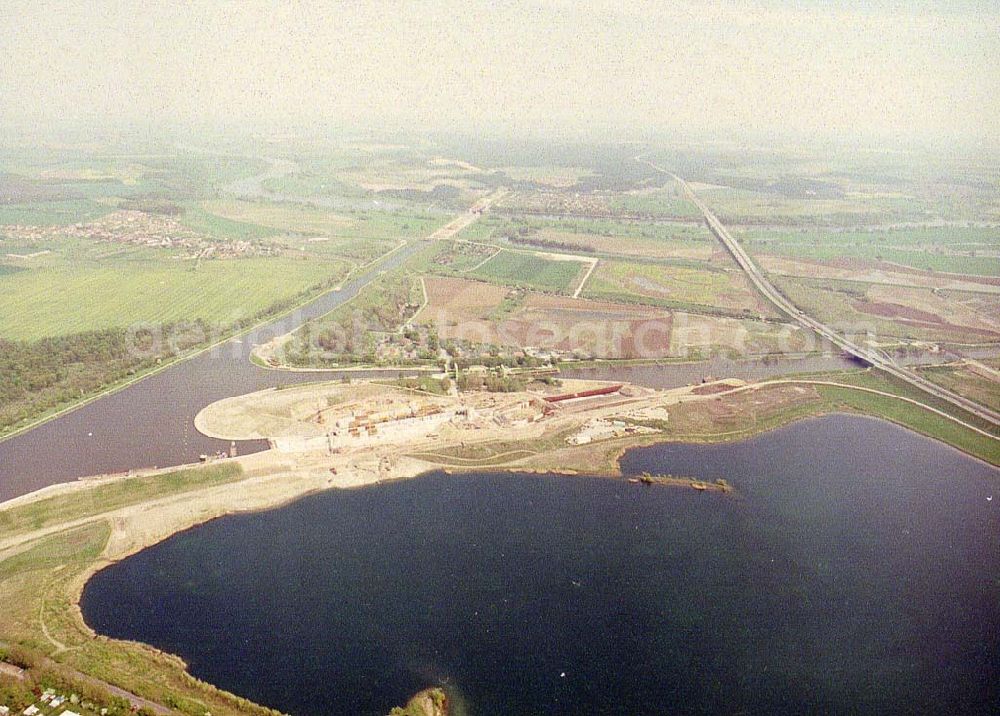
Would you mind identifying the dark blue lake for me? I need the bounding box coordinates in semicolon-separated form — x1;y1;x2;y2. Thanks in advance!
80;415;1000;715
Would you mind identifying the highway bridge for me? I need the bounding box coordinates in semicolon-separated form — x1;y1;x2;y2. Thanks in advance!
642;159;1000;433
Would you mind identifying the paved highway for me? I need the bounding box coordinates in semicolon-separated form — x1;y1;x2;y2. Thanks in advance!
643;160;1000;433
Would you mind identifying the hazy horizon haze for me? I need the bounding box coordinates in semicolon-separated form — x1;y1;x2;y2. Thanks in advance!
1;0;997;149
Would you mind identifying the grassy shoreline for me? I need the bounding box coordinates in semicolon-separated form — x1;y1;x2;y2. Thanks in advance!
1;381;996;716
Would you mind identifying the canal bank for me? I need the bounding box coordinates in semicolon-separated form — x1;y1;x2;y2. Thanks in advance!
0;242;425;501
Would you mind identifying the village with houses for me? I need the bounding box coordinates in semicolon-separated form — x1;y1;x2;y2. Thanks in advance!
2;686;90;716
2;209;277;261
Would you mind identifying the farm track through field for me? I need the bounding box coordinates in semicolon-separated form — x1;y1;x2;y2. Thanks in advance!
408;276;430;324
572;257;598;298
464;247;503;273
406;449;539;465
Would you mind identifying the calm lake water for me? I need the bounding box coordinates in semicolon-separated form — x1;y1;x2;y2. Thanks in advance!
81;415;1000;715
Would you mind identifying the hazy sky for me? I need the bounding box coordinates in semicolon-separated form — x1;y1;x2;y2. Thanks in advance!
2;0;997;145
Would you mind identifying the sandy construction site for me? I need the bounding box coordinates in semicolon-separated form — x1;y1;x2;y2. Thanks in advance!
192;376;758;487
197;379;554;453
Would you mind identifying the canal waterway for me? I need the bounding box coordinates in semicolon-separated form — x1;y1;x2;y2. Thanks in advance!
0;243;424;501
0;285;982;502
1;153;991;501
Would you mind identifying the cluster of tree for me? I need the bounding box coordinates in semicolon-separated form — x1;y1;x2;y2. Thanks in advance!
0;329;155;432
117;197;185;215
451;352;553;369
396;376;452;395
376;184;462;204
286;277;421;365
456;371;525;393
0;320;237;430
506;234;595;253
0;644;35;669
433;240;494;267
401;325;439;351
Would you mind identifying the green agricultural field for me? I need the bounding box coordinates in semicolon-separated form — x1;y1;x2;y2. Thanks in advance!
698;186;930;225
575;218;710;242
584;259;765;315
521;232;713;261
345;210;448;241
470;250;584;292
202;199;360;235
0;199;113;226
744;226;1000;247
771;275;996;344
741;227;1000;276
453;218;499;243
488;217;719;260
199;200;447;250
917;364;1000;413
411;240;499;273
178;203;278;241
261;173;367;198
186;199;449;250
479;215;713;242
199;200;401;262
463;214;716;260
608;189;702;218
0;253;348;340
